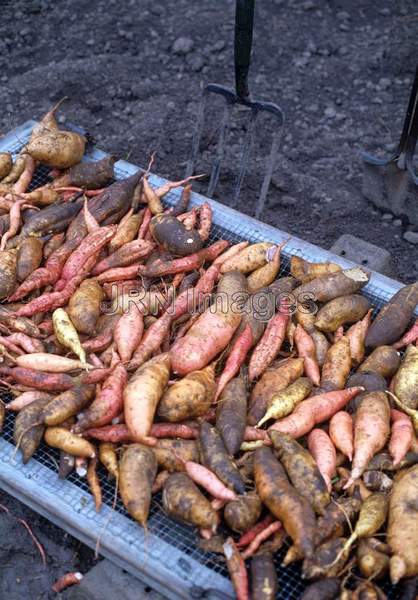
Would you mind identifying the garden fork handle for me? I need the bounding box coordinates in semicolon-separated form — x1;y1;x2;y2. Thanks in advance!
396;64;418;159
235;0;255;100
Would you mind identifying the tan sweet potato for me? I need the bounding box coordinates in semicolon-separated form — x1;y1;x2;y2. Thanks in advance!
320;337;351;391
16;237;44;283
13;395;52;463
224;492;262;533
290;255;341;283
67;279;104;336
162;472;219;531
293;267;370;304
27;129;86;169
44;427;96;457
358;345;401;378
152;439;199;472
200;422;245;494
0;152;13;181
119;444;157;527
254;446;316;558
42;386;95;426
315;294;370;332
157;364;215;422
0;249;17;299
220;242;273;274
216;373;248;456
392;344;418;409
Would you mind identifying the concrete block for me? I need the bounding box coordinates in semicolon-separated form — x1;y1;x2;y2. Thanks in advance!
64;559;166;600
330;234;394;276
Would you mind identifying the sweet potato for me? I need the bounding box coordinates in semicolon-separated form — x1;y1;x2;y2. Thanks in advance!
293;267;370;304
119;444;157;527
67;279;104;335
216;373;248;456
246;241;286;293
15;353;89;373
366;282;418;348
170;271;246;375
290;255;341;283
158;364;215;422
98;442;118;479
329;411;353;461
13;395;52;463
53;155;116;189
388;465;418;583
300;578;341;600
294;324;320;386
366;451;418;472
200;422;245;494
250;552;278;600
152;439;199;472
307;428;336;493
113;303;143;363
257;376;312;427
363;470;393;493
6;391;52;412
269;386;364;438
359;345;401;378
224;492;262;532
389;408;413;466
149;213;203;256
16;237;44;283
248;357;305;426
109;212;142;253
214;324;253;400
270;430;330;515
75;362;127;431
302;536;348;580
254;446;316;557
357;538;389;580
92;239;154;276
42;387;94;426
223;538;249;600
0;249;17;299
52;308;86;364
44;427;96;457
0;366;75;391
347;391;390;485
27;126;86;169
220;242;273;274
0;152;13;180
248;311;288;381
320;337;351;391
315;294;370;332
392;344;418;409
124;353;170;444
162;472;219;530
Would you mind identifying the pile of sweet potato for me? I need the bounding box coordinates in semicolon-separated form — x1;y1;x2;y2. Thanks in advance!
0;104;418;599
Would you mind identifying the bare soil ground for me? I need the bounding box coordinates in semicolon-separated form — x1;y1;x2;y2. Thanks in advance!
0;0;417;596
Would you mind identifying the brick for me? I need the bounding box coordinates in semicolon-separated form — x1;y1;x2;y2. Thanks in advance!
330;234;394;276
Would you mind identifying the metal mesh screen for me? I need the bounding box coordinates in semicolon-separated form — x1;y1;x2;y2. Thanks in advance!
0;133;402;599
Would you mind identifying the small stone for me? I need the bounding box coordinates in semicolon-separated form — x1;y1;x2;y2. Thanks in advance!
280;195;297;207
382;213;392;221
403;231;418;244
336;11;350;20
324;106;336;118
211;40;225;52
378;77;391;90
172;37;194;55
302;0;316;10
187;54;205;72
378;7;391;16
393;219;402;227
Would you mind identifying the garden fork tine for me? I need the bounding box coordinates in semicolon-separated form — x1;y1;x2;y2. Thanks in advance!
185;0;285;219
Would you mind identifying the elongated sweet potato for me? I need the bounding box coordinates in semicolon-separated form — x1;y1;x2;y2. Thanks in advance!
320;337;351;391
315;294;370;332
366;282;418;348
162;472;219;531
13;395;52;463
53;155;116;189
254;446;316;558
290;256;341;283
44;427;96;457
124;353;170;444
157;363;215;422
16;237;44;282
0;152;13;180
248;357;305;426
250;553;278;600
300;578;341;600
220;242;273;274
216;373;248;456
170;271;246;375
257;377;312;427
392;344;418;409
42;386;94;426
200;422;245;494
293;267;370;305
388;465;418;583
269;430;330;515
0;249;17;299
119;444;157;527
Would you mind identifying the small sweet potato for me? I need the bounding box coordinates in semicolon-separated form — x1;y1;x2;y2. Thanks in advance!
0;249;17;299
393;344;418;409
300;578;341;600
320;337;351;391
67;279;104;335
152;439;199;472
150;213;203;256
315;294;370;332
250;552;278;600
302;537;348;580
365;282;418;348
157;364;215;422
254;446;316;558
293;267;370;304
224;492;262;533
42;386;95;426
13;395;52;463
27;129;86;169
162;472;219;531
358;345;401;378
220;242;273;274
44;427;96;457
216;373;248;456
16;237;44;282
53;155;116;189
119;444;157;527
0;152;13;180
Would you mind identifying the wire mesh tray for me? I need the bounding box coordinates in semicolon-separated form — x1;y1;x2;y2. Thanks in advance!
0;121;405;599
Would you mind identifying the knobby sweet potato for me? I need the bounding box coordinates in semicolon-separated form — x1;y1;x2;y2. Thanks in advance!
315;294;370;332
200;422;245;494
216;373;248;456
392;344;418;409
119;444;157;527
